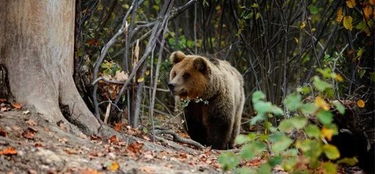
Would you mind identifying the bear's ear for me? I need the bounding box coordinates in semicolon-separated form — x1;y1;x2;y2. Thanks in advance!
193;57;208;73
169;51;186;64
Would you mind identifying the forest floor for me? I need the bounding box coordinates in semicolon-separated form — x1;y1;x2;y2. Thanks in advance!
0;102;366;174
0;105;221;174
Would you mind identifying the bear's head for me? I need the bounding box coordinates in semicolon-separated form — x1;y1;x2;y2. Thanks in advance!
168;51;210;99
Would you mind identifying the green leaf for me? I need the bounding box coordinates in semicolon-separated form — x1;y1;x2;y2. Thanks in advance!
300;103;318;115
317;68;332;79
279;117;307;132
250;114;265;125
323;144;340;160
317;111;334;125
235;134;249;145
322;162;337;174
251;3;259;8
218;152;240;171
332;101;345;114
281;157;298;171
296;139;322;165
304;124;321;138
235;167;255;174
297;86;311;94
268;155;282;167
290;117;308;129
252;91;266;103
283;93;302;111
337;157;358;166
271;105;283;115
313;76;333;92
240;141;266;160
278;119;293;132
254;101;272;114
239;144;254;160
308;5;319;15
270;133;293;153
257;163;272;174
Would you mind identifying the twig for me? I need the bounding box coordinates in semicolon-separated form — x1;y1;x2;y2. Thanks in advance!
143;86;170;93
91;77;125;85
149;24;169;141
104;102;111;124
169;0;197;20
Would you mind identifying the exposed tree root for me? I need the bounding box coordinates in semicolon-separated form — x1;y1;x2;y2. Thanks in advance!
154;129;205;149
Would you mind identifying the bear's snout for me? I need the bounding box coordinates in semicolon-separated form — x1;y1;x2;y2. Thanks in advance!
168;83;175;91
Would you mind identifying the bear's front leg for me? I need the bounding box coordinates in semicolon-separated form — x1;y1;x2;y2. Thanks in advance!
205;111;234;149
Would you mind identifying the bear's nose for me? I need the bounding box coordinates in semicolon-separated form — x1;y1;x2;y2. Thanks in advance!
168;83;175;91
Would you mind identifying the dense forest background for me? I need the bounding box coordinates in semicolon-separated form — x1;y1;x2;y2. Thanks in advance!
74;0;373;129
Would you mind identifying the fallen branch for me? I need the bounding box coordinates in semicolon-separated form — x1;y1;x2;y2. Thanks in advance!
154;129;204;149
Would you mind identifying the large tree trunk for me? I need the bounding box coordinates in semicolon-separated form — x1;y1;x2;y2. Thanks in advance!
0;0;100;134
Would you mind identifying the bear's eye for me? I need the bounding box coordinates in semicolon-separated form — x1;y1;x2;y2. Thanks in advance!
172;72;176;78
183;73;190;79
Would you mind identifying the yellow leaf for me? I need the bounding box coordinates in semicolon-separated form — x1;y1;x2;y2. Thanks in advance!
137;77;144;83
334;74;344;82
315;96;330;111
346;0;356;8
343;16;353;30
321;127;334;141
364;6;373;19
256;12;261;19
294;37;299;43
357;99;365;108
370;0;375;6
107;161;120;172
300;21;306;29
336;8;343;22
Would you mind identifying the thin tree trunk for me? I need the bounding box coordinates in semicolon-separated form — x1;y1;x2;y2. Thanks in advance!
0;0;100;134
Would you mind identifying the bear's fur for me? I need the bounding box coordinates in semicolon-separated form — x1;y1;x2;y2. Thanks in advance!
168;51;245;149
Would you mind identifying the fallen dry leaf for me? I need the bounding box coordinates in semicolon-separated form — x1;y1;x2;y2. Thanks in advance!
86;39;100;47
142;135;151;141
25;119;37;126
104;161;120;172
90;135;102;141
58;138;68;144
34;142;44;148
79;168;102;174
114;122;124;132
114;71;128;81
108;135;119;144
64;148;80;155
127;142;144;154
22;128;37;139
0;98;6;103
0;127;7;137
0;147;17;155
11;103;22;109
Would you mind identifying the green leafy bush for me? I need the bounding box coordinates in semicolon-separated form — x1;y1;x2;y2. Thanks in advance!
218;71;357;174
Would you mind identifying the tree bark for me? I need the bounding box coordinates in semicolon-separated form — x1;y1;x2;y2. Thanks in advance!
0;0;100;134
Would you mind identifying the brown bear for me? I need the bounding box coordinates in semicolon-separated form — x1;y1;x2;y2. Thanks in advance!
168;51;245;149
